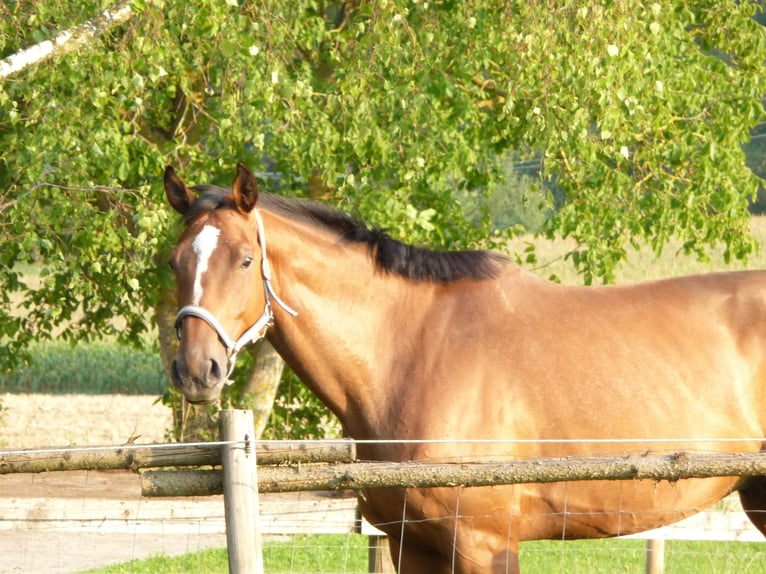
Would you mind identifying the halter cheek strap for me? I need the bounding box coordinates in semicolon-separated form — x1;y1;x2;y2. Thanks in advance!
174;208;298;383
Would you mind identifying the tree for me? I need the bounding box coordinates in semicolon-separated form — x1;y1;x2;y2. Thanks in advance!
1;1;764;434
0;1;132;80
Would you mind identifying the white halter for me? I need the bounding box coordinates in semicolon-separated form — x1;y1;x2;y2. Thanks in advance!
174;208;298;382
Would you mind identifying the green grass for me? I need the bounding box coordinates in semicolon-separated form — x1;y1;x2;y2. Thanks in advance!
261;534;368;572
78;536;766;573
81;547;228;574
0;340;165;395
520;539;766;573
80;535;368;573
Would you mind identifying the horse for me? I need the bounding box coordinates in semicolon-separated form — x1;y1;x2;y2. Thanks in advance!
163;163;766;573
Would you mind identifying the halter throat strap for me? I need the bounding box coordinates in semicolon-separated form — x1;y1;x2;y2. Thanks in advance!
174;208;298;382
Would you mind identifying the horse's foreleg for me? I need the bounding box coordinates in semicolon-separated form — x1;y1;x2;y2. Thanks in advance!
499;517;522;574
490;546;521;574
386;537;522;574
387;537;448;573
738;476;766;537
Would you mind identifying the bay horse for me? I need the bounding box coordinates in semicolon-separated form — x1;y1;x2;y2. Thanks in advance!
164;164;766;573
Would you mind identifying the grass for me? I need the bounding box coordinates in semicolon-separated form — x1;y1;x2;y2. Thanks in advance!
80;535;368;574
78;536;766;573
521;539;766;573
81;547;228;574
0;340;165;395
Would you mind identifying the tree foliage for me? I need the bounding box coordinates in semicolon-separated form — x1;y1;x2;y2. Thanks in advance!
1;0;764;374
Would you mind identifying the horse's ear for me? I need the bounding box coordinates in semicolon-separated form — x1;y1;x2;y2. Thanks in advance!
232;163;259;214
164;166;196;215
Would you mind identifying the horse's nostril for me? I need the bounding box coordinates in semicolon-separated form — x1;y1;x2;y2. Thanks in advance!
209;358;223;381
170;360;183;388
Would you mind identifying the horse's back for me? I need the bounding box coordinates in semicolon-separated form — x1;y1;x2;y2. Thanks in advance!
413;267;766;453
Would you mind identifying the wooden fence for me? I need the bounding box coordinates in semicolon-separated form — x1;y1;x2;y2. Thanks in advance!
2;409;766;573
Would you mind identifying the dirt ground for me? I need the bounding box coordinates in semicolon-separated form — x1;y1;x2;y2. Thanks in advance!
0;393;172;448
0;394;229;573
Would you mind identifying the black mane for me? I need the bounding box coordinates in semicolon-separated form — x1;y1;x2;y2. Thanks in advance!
186;185;506;283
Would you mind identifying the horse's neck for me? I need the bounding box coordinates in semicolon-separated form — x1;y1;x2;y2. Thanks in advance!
263;212;425;438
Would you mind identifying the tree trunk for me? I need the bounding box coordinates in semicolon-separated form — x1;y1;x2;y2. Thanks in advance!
0;1;133;79
155;283;177;383
240;340;285;438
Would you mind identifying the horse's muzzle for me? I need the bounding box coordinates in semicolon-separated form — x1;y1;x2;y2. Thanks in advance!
170;355;226;405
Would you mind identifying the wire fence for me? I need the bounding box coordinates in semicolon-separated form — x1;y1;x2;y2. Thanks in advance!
1;437;765;573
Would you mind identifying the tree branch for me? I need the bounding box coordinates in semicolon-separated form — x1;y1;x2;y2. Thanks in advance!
0;1;133;80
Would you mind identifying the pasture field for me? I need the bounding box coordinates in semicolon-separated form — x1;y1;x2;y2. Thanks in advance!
506;215;766;285
0;340;165;395
80;536;766;573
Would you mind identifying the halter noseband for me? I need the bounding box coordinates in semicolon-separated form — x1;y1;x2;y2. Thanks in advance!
173;208;298;383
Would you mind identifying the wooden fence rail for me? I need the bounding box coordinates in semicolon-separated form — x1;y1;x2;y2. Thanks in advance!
5;441;766;497
141;450;766;497
0;439;355;474
3;430;766;574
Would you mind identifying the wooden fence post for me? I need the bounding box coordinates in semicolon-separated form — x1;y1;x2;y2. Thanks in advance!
220;409;263;574
368;535;396;573
645;538;665;574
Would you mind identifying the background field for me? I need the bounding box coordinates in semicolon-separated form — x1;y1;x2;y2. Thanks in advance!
81;536;766;573
506;216;766;285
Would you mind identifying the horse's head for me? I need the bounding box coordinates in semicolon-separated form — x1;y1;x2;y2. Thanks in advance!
164;164;274;404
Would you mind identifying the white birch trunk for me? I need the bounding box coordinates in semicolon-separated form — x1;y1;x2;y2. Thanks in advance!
0;1;133;79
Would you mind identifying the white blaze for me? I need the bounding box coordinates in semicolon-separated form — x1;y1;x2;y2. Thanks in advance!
191;225;221;305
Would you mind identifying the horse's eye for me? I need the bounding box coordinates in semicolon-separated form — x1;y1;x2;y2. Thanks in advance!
241;256;253;269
